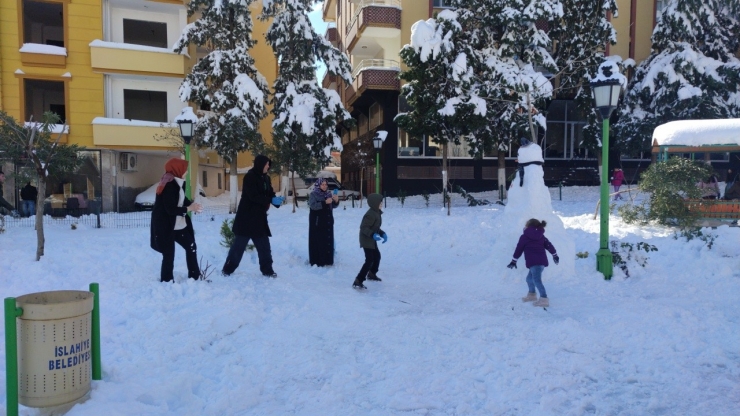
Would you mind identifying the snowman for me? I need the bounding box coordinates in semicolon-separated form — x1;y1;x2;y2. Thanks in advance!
491;138;575;280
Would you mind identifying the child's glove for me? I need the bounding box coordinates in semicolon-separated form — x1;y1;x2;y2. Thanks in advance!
271;196;285;207
381;232;388;244
507;260;517;269
553;254;559;265
332;189;338;195
372;233;383;242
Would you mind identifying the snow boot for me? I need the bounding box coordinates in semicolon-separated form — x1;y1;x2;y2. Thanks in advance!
353;278;367;290
367;272;382;282
521;292;537;302
533;297;549;307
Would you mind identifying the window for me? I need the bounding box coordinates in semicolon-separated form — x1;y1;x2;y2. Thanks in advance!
543;100;590;159
433;0;453;8
202;171;208;188
369;104;383;129
25;79;66;123
123;19;168;48
217;173;222;190
23;0;64;47
123;89;167;122
398;129;423;157
656;0;668;14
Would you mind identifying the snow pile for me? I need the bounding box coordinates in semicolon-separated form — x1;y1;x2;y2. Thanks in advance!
652;118;740;146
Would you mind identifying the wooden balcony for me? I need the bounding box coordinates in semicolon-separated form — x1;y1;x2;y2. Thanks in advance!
346;59;400;105
325;26;338;47
322;72;338;90
345;0;402;52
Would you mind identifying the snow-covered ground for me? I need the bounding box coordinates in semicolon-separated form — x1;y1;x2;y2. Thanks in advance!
1;186;738;415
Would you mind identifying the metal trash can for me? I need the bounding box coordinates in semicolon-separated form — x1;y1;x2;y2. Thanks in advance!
15;290;94;408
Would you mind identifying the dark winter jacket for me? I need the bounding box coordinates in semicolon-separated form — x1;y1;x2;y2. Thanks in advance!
308;190;338;266
512;226;557;268
0;185;13;211
150;179;194;253
20;184;38;201
359;193;385;249
724;181;740;200
232;155;276;238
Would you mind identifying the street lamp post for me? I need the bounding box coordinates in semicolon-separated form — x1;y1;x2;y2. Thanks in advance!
373;130;388;194
590;62;624;280
177;119;194;200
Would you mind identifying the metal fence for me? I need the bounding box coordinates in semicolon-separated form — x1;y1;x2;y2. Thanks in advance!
0;204;231;230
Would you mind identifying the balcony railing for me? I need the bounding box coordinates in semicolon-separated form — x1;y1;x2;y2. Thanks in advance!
345;0;402;35
352;59;400;79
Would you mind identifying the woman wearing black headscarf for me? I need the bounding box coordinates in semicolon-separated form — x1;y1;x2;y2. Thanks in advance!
308;178;339;266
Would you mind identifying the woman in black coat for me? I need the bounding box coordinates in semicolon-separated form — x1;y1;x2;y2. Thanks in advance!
222;155;284;277
308;178;339;266
150;158;202;282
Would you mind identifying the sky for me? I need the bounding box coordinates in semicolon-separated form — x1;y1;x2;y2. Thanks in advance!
309;2;329;79
1;157;739;415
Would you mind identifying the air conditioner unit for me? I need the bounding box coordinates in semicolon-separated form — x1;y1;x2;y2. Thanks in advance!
121;153;138;172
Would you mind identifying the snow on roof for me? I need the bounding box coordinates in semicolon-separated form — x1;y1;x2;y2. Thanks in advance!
652;119;740;147
174;107;199;123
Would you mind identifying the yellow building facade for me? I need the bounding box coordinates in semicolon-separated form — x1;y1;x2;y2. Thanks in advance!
0;0;276;212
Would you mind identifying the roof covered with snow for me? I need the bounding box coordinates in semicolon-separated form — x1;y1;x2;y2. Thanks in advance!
652;119;740;147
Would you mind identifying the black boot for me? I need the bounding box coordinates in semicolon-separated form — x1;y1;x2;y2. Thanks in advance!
367;272;382;282
352;278;367;290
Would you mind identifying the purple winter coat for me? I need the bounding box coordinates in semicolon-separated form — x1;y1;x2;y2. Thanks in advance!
512;226;557;268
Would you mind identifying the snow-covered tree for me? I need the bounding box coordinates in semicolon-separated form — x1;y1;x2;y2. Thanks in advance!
0;111;83;261
614;0;740;156
549;0;619;169
174;0;269;212
433;0;561;196
260;0;353;212
396;9;488;213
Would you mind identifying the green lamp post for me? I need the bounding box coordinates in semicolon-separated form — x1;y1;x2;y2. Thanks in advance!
590;63;624;280
373;130;388;194
176;117;195;200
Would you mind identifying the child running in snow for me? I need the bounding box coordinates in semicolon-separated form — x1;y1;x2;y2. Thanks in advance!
507;218;559;307
353;193;386;290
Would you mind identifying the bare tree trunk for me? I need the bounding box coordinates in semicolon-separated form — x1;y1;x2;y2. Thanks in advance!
291;171;297;213
229;156;239;213
526;92;538;145
442;143;450;216
498;150;507;201
35;179;46;261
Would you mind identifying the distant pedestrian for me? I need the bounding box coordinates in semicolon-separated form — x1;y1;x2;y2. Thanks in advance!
150;158;203;283
308;178;339;266
353;193;386;290
611;168;625;200
20;182;38;217
507;218;559;308
222;155;284;278
697;174;720;200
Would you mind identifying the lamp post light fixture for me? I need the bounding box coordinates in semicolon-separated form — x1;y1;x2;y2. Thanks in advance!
590;62;625;280
373;130;388;194
175;108;197;200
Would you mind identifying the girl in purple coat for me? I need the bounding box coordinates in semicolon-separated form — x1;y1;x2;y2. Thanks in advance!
507;219;559;307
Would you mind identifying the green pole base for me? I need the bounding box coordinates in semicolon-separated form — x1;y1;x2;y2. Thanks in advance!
596;248;613;280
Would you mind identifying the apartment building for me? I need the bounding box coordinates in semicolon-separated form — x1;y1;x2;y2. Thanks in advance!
0;0;276;212
323;0;675;196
